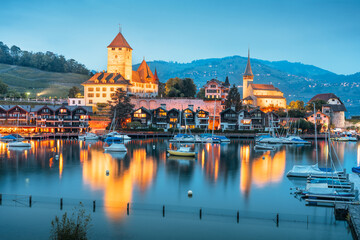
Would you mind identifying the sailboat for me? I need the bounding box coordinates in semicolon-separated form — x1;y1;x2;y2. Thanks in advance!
170;108;195;143
287;104;342;178
103;109;127;152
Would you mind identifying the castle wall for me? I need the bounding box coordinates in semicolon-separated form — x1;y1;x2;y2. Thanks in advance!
331;111;345;128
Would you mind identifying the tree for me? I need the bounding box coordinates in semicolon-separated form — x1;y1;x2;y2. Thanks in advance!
196;88;205;99
288;100;305;111
0;80;8;95
179;78;197;97
157;82;166;97
165;77;182;97
165;77;197;97
224;84;242;111
306;100;326;111
108;88;135;129
50;204;91;240
224;76;230;86
68;86;81;98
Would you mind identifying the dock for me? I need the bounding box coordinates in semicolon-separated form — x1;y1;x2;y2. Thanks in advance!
348;205;360;240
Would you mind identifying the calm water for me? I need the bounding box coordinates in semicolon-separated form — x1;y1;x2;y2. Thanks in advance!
0;138;358;239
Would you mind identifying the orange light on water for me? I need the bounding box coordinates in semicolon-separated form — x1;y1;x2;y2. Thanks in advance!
59;153;63;179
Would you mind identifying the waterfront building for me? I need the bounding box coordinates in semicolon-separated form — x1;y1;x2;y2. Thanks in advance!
238;110;252;130
0;104;92;134
167;108;181;129
82;31;159;106
242;50;286;110
68;98;86;106
152;107;168;129
195;109;210;129
203;78;230;99
305;110;330;131
308;93;346;128
130;107;152;127
220;108;238;131
249;108;266;130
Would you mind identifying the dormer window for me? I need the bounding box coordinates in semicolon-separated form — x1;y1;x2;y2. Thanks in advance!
112;48;115;50
94;80;99;83
119;48;122;50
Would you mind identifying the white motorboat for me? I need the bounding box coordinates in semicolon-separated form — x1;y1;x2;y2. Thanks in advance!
104;143;127;152
79;132;98;140
7;141;31;148
106;131;131;140
284;136;311;144
169;134;195;143
254;144;275;151
286;164;343;178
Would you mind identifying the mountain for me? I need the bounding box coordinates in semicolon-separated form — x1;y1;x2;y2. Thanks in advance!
134;56;360;116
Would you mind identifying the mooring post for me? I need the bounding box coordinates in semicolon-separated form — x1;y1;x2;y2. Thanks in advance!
276;213;279;227
163;205;165;217
60;198;63;210
93;200;96;212
0;194;2;205
127;203;129;215
237;211;239;223
307;215;309;228
29;195;32;207
200;208;202;220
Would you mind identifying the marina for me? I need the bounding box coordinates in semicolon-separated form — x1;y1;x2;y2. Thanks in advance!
0;138;359;239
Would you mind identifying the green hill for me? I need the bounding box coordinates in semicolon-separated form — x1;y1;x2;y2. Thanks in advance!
0;63;89;98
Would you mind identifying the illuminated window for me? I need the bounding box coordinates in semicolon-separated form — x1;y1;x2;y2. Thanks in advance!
89;100;93;104
119;48;122;50
170;118;177;123
96;93;100;97
115;55;118;58
102;93;106;97
102;87;106;91
88;93;94;97
88;88;94;92
60;109;66;113
96;87;100;91
112;48;115;50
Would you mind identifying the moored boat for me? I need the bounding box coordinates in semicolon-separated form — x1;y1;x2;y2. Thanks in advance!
7;141;31;148
254;144;275;151
104;143;127;152
167;147;196;157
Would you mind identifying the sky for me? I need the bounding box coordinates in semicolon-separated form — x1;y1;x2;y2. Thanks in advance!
0;0;359;75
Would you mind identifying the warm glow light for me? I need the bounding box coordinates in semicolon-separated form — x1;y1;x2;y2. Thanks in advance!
59;153;63;178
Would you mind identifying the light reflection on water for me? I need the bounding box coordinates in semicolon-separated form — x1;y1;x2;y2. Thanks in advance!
0;139;358;226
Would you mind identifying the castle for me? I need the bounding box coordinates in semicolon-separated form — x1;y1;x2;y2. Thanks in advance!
242;50;286;110
82;31;159;106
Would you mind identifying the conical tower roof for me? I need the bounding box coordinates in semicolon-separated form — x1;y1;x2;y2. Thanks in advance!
153;68;159;81
107;32;132;49
244;49;253;77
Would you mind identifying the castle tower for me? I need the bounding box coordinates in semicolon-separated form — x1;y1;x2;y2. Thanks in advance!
107;31;133;81
242;49;254;99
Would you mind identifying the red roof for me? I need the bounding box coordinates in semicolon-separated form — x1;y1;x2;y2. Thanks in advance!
132;59;158;84
82;72;131;85
107;32;132;49
251;84;278;91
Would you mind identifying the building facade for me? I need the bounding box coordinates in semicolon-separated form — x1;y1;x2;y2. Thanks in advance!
242;50;286;110
203;78;230;99
82;31;159;106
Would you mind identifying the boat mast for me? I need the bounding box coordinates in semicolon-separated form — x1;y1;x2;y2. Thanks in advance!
212;99;216;137
314;103;318;165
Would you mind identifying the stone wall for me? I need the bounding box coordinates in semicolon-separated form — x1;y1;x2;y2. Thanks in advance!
331;111;345;128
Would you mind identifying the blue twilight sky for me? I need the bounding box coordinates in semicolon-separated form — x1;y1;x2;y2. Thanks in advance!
0;0;359;75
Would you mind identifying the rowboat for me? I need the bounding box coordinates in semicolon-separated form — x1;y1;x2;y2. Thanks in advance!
167;147;196;157
254;144;275;151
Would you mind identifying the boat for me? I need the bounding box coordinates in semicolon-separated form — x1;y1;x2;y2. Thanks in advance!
106;151;127;159
336;136;357;141
104;143;127;152
1;135;17;142
10;134;25;141
284;136;311;144
79;132;98;140
169;134;195;143
167;147;196;157
105;131;131;140
254;144;275;151
287;164;343;178
7;141;31;148
352;167;360;174
167;155;195;161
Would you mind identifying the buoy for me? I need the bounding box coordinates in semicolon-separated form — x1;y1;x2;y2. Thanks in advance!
188;190;193;198
153;145;156;150
55;154;59;160
262;156;265;160
106;170;110;176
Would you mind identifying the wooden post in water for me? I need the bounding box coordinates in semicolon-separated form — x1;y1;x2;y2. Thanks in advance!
127;203;129;215
163;205;165;217
237;211;239;223
200;208;202;220
29;195;32;207
0;194;2;205
93;201;96;212
60;198;63;210
276;213;279;227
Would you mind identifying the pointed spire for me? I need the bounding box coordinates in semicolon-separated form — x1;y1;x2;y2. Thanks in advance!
224;76;230;86
244;48;253;77
153;68;159;81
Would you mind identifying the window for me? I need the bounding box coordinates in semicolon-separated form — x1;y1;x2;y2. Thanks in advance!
96;93;100;97
88;93;94;97
78;100;81;104
102;93;106;97
115;55;118;58
96;87;100;91
72;100;75;104
110;87;114;91
88;88;94;92
210;85;216;88
60;109;66;113
112;48;115;50
170;118;177;123
102;87;106;91
119;48;122;50
89;100;93;104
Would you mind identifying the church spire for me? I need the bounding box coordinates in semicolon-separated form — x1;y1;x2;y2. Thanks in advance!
244;49;253;77
153;68;159;81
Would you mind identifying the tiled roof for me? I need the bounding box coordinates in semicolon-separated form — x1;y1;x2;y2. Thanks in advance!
132;60;158;84
254;95;285;99
0;105;92;113
203;79;229;88
243;96;254;101
323;104;347;112
107;32;132;49
308;93;340;103
251;84;278;91
82;72;131;85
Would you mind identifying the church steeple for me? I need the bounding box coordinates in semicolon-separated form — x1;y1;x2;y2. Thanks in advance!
153;68;159;82
244;49;253;77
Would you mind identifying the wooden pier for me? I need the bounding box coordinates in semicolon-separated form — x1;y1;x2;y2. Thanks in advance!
348;205;360;240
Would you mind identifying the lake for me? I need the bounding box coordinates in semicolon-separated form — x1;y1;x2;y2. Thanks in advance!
0;138;357;239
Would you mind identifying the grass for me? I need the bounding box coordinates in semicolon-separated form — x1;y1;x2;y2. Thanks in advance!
0;63;89;98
